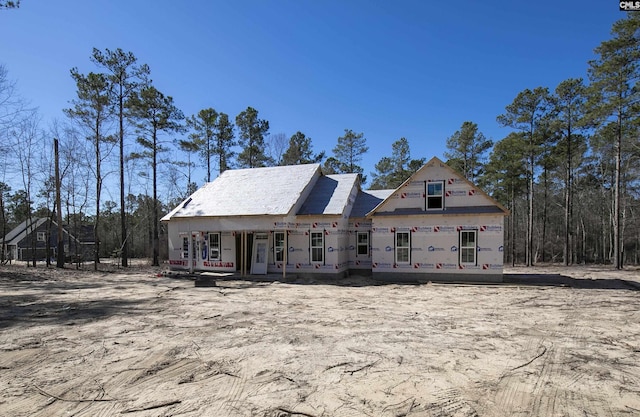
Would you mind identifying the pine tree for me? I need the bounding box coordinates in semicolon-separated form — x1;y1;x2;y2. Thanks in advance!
128;85;184;266
444;121;493;182
281;131;324;166
235;107;270;168
587;13;640;269
64;69;114;270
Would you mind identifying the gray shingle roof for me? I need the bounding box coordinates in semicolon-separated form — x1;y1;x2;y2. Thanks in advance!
161;164;322;220
350;189;394;218
297;174;360;215
0;218;47;245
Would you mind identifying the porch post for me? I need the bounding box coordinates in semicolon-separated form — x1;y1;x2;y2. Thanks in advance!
189;232;195;274
282;230;287;280
241;231;246;276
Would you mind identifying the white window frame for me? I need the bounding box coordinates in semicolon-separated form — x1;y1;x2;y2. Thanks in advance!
37;231;46;242
310;231;324;263
208;232;221;261
182;236;189;259
356;231;369;257
427;181;444;210
459;229;477;265
395;231;410;264
274;231;286;263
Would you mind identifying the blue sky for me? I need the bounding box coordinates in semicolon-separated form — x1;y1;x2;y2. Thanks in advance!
0;0;624;189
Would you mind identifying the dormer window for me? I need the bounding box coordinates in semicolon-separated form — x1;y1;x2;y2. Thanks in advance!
427;181;444;210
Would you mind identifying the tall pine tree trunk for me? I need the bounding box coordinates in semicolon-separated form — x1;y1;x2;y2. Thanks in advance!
152;130;159;267
614;112;622;269
564;122;572;266
119;89;128;267
527;152;534;266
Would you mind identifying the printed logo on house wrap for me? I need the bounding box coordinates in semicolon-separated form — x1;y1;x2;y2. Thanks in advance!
312;222;332;228
456;225;476;231
433;226;456;233
499;246;504;252
480;225;502;232
385;246;393;252
445;190;466;197
400;192;423;199
436;263;457;269
477;247;492;252
482;264;502;270
372;227;390;233
428;246;444;252
447;178;464;184
203;261;234;268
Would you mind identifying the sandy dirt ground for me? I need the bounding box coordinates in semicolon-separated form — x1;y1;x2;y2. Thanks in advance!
0;262;639;417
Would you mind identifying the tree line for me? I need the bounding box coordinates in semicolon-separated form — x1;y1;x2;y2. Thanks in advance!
1;13;640;269
447;14;640;269
0;47;371;267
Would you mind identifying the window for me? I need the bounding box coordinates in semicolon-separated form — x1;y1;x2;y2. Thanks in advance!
310;232;324;263
460;230;477;265
182;237;189;259
357;232;369;257
209;233;221;260
274;232;286;262
427;181;444;210
395;231;410;263
37;232;46;242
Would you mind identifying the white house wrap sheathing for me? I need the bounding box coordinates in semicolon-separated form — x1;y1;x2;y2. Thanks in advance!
161;158;508;281
367;158;508;281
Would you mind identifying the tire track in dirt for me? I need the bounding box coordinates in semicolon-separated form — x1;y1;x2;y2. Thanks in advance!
494;331;545;414
210;356;249;416
492;289;606;417
419;387;479;417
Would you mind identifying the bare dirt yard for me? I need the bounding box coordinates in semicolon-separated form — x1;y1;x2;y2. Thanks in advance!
1;262;639;417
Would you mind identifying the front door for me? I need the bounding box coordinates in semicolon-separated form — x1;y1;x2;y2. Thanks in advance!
250;233;268;274
196;233;208;269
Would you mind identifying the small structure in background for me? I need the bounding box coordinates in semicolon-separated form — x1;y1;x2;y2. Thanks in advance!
0;218;95;264
161;157;509;282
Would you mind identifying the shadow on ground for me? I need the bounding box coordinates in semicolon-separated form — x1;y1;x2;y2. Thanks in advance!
184;271;640;291
0;296;156;330
504;273;639;291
